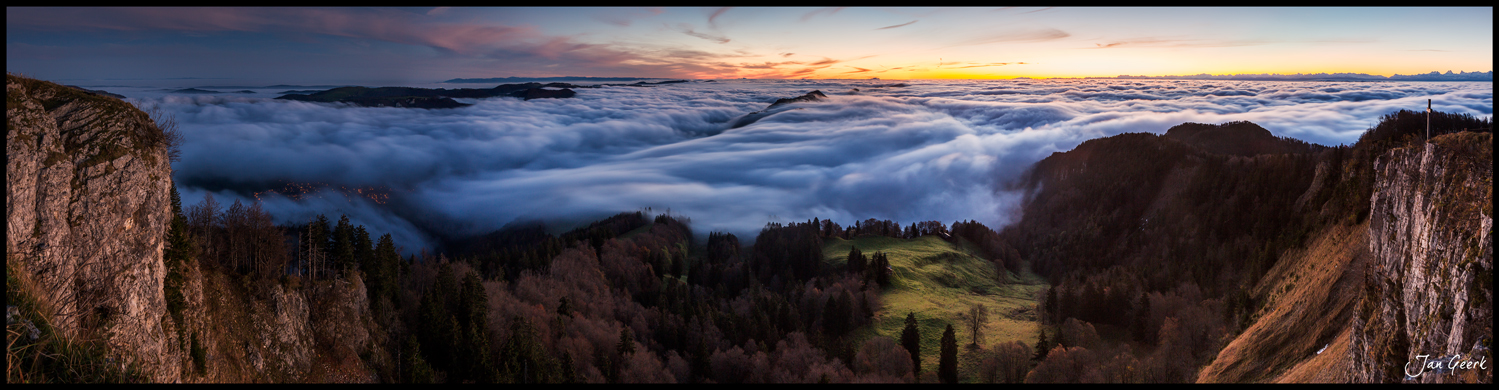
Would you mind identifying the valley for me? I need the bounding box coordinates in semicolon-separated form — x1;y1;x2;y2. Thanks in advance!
7;72;1492;383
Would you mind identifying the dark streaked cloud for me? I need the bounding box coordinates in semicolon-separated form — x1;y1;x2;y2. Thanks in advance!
1088;37;1270;49
951;28;1071;47
800;7;847;22
707;7;732;28
809;57;841;66
675;23;731;44
875;20;918;30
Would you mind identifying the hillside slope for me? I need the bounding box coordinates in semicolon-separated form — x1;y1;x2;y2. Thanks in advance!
1196;221;1367;383
1003;112;1491;383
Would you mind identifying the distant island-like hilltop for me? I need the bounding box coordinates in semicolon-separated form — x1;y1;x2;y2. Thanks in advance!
443;76;672;83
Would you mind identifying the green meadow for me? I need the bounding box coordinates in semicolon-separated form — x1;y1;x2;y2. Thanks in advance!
823;235;1048;382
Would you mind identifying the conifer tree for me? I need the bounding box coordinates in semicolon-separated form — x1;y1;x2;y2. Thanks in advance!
331;215;355;277
1033;328;1050;362
371;233;401;309
1055;325;1068;349
163;185;194;327
618;327;637;357
560;352;576;384
403;335;436;383
848;246;866;275
353;225;373;273
871;251;892;288
901;312;921;378
500;316;556;383
939;324;959;383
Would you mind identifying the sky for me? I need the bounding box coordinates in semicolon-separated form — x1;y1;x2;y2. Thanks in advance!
6;7;1493;85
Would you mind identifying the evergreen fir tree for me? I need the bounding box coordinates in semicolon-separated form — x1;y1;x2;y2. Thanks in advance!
939;324;959;383
901;312;922;378
847;246;866;275
1055;325;1068;349
1033;328;1050;362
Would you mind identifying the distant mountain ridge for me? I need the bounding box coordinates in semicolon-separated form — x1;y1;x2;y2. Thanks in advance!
1088;70;1493;82
274;82;584;108
1163;121;1323;156
443;76;667;83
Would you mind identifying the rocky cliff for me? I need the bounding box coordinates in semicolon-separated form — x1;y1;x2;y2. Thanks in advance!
1350;132;1493;383
175;268;380;382
8;74;385;383
6;74;179;381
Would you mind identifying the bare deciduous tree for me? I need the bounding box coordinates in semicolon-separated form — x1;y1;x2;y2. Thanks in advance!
964;304;989;347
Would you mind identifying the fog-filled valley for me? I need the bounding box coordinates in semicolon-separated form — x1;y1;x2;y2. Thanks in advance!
125;79;1493;252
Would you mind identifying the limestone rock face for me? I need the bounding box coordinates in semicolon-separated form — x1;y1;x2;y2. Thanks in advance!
10;75;386;383
1350;135;1493;383
6;74;180;382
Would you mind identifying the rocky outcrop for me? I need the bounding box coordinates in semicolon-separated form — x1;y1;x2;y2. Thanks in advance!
514;87;575;100
729;90;829;129
766;90;828;110
7;74;179;381
1350;133;1493;383
65;85;126;99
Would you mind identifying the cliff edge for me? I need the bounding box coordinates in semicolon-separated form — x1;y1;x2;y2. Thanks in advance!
7;73;179;381
1350;132;1493;383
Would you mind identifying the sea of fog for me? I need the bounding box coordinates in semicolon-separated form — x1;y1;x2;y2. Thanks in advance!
102;79;1492;253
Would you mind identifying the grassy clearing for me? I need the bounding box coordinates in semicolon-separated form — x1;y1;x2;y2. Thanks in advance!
825;235;1047;382
616;223;653;241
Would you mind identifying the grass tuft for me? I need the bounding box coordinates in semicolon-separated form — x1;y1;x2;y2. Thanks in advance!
7;257;146;383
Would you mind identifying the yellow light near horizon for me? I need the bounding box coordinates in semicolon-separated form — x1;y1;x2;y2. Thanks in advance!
913;70;1015;80
790;58;1482;80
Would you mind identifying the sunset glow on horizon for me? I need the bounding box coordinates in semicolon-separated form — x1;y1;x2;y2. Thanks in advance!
6;7;1492;85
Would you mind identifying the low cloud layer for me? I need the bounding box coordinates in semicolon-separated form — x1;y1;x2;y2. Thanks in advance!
135;79;1492;253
